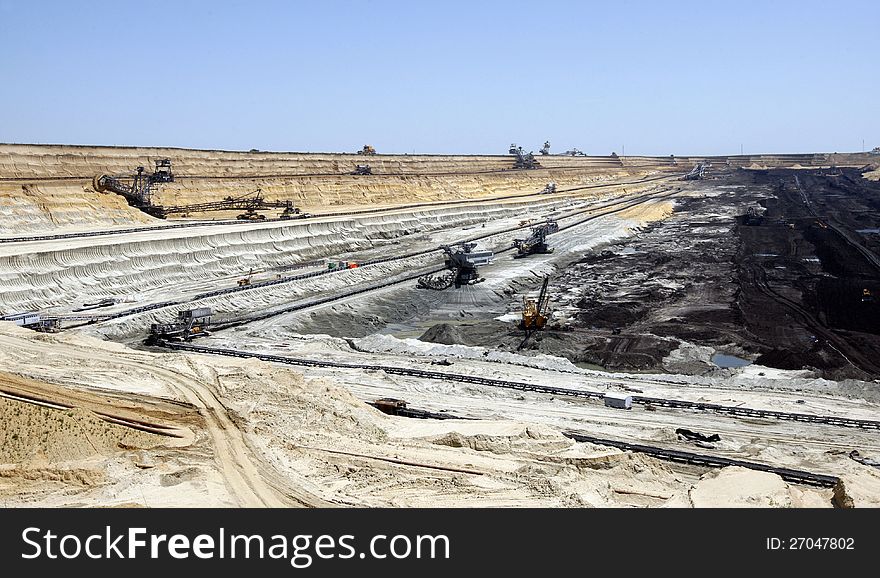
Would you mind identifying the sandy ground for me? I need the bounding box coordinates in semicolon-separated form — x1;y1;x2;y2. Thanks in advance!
3;146;880;508
0;325;673;507
5;323;870;507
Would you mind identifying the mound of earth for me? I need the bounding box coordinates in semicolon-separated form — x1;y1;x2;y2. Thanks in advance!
683;466;830;508
0;397;166;465
418;323;476;346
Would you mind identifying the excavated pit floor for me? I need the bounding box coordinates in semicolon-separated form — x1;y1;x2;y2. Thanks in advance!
241;169;880;388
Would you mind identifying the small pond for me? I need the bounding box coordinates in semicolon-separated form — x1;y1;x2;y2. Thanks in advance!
711;353;752;368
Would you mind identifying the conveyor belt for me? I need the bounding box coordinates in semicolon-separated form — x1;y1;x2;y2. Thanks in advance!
155;341;880;431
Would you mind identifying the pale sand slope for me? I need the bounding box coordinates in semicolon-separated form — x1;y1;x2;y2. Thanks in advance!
677;467;830;508
2;144;874;235
0;398;170;506
0;144;643;234
2;323;870;508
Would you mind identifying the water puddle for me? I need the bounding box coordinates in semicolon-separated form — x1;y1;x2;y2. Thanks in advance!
711;353;751;368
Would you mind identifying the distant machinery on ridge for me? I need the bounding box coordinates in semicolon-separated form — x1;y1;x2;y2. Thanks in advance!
540;141;551;155
508;144;541;169
682;163;709;180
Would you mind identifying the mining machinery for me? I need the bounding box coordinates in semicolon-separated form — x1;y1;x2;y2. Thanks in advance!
279;200;306;219
147;308;213;343
94;161;300;220
513;220;559;258
509;145;540;169
155;189;296;220
328;260;359;270
372;398;408;415
141;188;285;220
541;182;557;194
236;207;267;220
417;242;494;289
561;148;585;156
236;206;267;220
540;141;551;155
682;163;709;180
72;298;115;312
92;159;175;217
357;145;376;155
743;206;764;225
352;164;373;175
151;189;288;221
238;268;254;286
519;275;551;344
1;311;60;333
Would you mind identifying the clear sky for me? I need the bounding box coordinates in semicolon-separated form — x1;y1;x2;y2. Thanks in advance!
1;0;877;155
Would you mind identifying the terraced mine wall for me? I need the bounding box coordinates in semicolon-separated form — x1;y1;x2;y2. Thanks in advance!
0;195;578;315
1;144;873;234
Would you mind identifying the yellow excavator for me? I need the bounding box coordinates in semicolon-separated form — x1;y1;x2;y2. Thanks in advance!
519;276;551;345
357;145;376;155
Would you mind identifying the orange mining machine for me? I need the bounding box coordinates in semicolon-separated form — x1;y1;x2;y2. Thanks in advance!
519;276;551;347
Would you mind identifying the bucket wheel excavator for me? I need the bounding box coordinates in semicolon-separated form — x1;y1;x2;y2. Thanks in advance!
93;159;301;220
92;159;175;217
417;243;494;289
508;144;541;169
513;220;559;258
681;163;709;180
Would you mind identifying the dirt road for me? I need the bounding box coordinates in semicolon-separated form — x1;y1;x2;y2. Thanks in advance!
0;330;331;508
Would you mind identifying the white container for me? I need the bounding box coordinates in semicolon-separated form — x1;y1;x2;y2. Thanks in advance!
604;392;633;410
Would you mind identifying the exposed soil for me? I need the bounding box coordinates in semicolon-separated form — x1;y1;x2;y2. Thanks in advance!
4;145;880;508
442;176;763;373
739;169;880;379
455;169;880;379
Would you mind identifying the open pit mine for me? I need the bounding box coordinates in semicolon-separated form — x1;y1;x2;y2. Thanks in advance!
2;143;880;508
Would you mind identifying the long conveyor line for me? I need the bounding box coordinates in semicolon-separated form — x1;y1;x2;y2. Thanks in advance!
155;341;880;431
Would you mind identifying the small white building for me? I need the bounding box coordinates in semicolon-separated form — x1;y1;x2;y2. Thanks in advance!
604;392;633;410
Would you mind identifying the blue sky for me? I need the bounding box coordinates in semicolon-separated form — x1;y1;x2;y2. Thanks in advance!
0;0;877;155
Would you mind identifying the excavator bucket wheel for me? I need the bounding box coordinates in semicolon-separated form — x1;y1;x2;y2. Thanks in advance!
93;174;109;193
